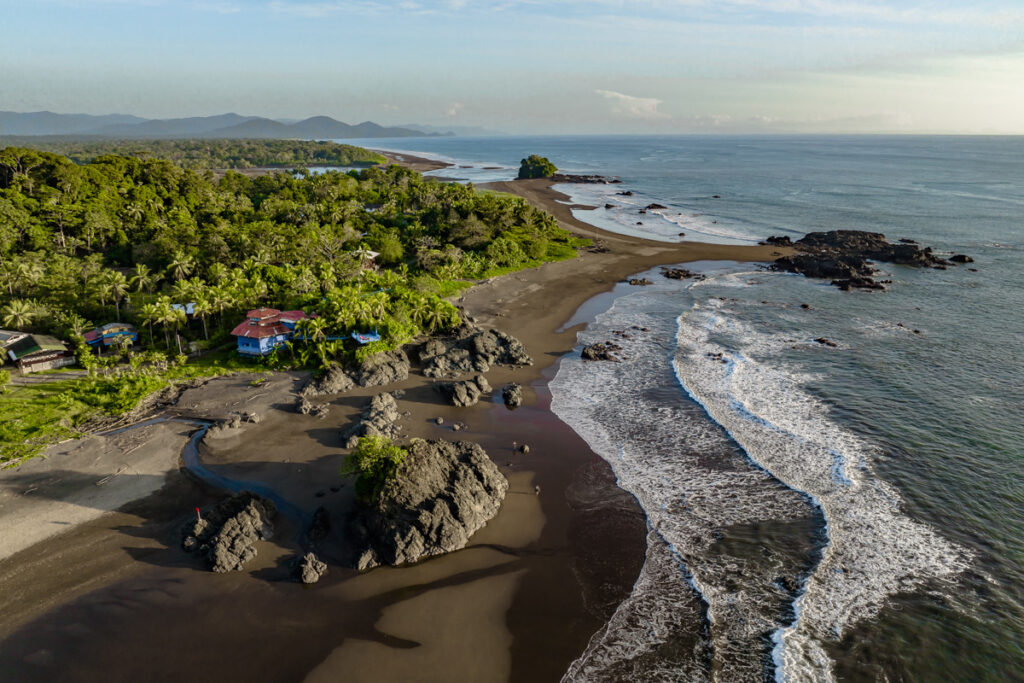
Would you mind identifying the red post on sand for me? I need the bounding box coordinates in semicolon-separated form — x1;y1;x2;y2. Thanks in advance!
195;506;202;522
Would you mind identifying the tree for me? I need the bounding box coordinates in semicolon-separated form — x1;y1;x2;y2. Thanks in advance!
341;435;408;502
2;299;36;330
130;263;156;293
192;293;212;340
517;154;558;179
104;270;129;321
167;251;195;281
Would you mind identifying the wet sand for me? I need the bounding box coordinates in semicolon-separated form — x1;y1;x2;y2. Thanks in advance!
0;174;791;681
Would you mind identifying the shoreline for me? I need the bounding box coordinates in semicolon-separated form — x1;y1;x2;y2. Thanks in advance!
0;169;791;680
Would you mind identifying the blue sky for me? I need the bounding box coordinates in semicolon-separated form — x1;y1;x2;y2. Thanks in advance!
2;0;1023;133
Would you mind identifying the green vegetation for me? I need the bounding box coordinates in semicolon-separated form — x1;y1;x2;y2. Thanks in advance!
518;154;558;179
342;435;409;502
0;142;582;463
0;139;386;171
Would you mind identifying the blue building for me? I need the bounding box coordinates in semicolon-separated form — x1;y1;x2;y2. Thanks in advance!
231;307;308;357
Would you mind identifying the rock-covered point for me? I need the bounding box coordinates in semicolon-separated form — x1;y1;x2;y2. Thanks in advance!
769;230;966;291
181;492;276;573
350;439;508;570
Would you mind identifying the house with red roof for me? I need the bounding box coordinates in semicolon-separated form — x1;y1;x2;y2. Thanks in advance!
231;308;308;357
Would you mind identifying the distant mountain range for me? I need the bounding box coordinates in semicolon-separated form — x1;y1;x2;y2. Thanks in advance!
0;111;452;139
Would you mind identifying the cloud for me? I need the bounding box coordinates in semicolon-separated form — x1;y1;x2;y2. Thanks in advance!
445;101;464;117
595;89;670;119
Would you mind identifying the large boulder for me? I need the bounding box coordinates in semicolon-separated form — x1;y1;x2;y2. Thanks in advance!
437;375;491;407
502;383;523;409
354;349;410;387
582;342;622;362
343;392;403;448
350;439;508;569
181;492;276;573
295;552;328;584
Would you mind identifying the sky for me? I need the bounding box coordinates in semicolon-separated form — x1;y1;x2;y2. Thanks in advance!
1;0;1023;134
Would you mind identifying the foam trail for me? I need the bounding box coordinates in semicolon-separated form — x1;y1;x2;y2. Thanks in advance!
552;273;816;681
672;281;970;681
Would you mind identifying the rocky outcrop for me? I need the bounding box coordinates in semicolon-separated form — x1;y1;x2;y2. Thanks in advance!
582;342;622;362
771;230;956;291
421;327;532;379
304;365;356;397
550;173;621;184
295;552;328;584
628;278;653;286
343;392;403;448
661;267;704;281
950;254;974;264
181;492;276;573
645;203;667;210
350;439;508;570
502;383;523;408
437;375;491;407
354;349;410;387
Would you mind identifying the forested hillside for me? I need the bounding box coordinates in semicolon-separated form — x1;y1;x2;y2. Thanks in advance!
0;139;386;170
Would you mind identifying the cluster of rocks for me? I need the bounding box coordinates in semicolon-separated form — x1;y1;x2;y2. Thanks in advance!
582;341;623;362
628;278;653;286
661;267;705;281
343;392;406;448
206;411;261;437
420;326;532;379
181;492;277;573
437;375;491;407
349;439;508;570
766;230;974;291
300;350;411;401
550;173;621;184
502;383;523;409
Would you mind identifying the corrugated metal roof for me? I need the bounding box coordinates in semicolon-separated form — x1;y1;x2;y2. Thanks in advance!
230;321;290;339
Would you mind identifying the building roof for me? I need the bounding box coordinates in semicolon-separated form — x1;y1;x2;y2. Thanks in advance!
6;335;68;361
278;310;308;322
172;302;196;315
0;329;27;347
231;321;290;339
84;323;136;342
246;307;281;320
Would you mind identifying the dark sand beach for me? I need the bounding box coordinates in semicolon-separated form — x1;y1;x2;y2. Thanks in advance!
0;169;791;682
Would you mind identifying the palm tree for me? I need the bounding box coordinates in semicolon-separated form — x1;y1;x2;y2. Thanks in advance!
167;251;195;282
105;270;130;321
192;294;212;340
1;299;36;330
130;264;156;293
139;303;158;347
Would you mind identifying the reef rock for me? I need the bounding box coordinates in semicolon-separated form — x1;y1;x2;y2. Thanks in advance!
350;439;508;569
628;278;653;286
582;342;622;362
661;267;703;281
437;375;491;407
771;230;955;291
181;492;276;573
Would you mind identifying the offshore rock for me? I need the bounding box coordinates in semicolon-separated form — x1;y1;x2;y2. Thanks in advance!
661;267;703;281
771;230;954;291
628;278;653;286
350;439;508;569
950;254;974;264
181;492;276;573
502;383;523;408
437;375;491;407
582;342;622;362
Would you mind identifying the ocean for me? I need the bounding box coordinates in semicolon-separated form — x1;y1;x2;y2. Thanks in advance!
347;135;1024;681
